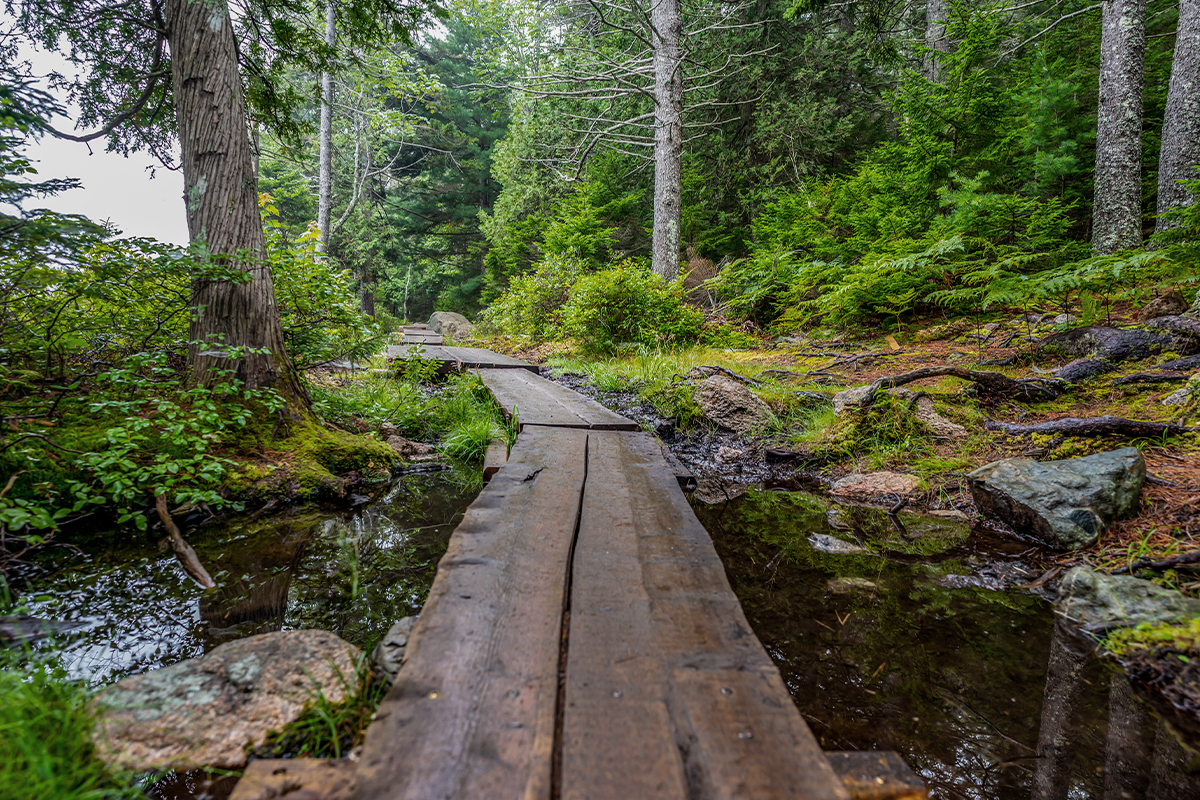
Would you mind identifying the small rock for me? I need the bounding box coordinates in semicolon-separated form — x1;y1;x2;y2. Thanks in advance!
380;421;397;437
927;509;969;521
372;616;418;684
827;577;877;594
427;311;474;341
1137;290;1188;322
1056;566;1200;627
692;375;775;434
808;533;867;555
715;445;744;462
832;386;966;437
387;435;438;461
93;630;360;772
831;385;873;415
831;472;921;500
691;478;748;505
1052;314;1079;327
1162;384;1197;406
967;447;1145;550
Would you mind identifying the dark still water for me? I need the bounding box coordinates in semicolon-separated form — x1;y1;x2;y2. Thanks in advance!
19;467;480;685
693;487;1200;800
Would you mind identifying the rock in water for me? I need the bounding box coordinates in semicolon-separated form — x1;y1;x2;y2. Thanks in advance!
967;447;1145;550
692;374;775;434
426;311;474;341
831;471;921;500
93;630;360;771
372;615;417;684
1056;566;1200;627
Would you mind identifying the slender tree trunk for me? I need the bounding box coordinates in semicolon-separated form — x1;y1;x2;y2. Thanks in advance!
1092;0;1146;255
924;0;949;82
165;0;308;412
1102;674;1153;800
651;0;683;282
1032;620;1091;800
317;0;337;254
1156;0;1200;235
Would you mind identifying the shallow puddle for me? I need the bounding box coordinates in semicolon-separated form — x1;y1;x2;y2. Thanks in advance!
694;486;1200;800
17;467;480;685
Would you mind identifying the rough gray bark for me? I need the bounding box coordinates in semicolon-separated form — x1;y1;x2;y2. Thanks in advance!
317;0;337;254
166;0;308;410
1157;0;1200;235
923;0;949;82
1092;0;1146;254
651;0;683;281
1102;674;1154;800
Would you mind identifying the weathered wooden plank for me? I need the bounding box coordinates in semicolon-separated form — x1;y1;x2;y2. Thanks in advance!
231;758;356;800
824;752;927;800
562;431;849;800
386;344;538;372
352;427;588;800
482;438;509;483
476;369;638;431
659;437;697;491
401;332;445;345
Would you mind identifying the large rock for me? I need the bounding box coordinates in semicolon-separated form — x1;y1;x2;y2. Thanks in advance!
692;374;775;434
1056;566;1200;627
427;311;474;341
1039;325;1181;362
967;447;1146;550
93;630;360;771
1137;290;1188;322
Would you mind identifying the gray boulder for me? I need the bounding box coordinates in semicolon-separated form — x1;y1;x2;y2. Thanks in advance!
967;447;1145;550
1136;290;1188;321
1056;566;1200;627
92;630;360;771
427;311;474;341
372;615;418;684
692;374;775;434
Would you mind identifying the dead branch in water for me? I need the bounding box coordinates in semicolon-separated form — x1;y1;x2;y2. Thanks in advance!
860;365;1063;406
984;416;1200;438
155;494;216;590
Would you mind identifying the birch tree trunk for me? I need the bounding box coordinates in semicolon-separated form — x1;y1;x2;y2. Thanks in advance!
1092;0;1146;255
166;0;308;412
651;0;683;282
923;0;949;82
317;0;337;254
1156;0;1200;235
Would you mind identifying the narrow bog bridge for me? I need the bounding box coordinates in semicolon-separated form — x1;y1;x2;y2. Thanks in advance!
233;330;927;800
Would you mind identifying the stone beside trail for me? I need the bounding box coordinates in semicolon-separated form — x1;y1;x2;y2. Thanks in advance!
832;385;967;439
831;471;921;500
427;311;474;341
1056;566;1200;627
93;630;360;772
968;447;1146;550
693;373;775;434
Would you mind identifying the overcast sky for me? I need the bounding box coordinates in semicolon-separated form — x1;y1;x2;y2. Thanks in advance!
19;44;191;245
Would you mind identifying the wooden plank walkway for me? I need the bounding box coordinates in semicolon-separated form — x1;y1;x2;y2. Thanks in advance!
387;344;538;372
476;368;640;431
341;345;925;800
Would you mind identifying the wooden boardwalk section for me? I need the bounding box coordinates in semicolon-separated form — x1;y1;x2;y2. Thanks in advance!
387;344;538;372
237;336;925;800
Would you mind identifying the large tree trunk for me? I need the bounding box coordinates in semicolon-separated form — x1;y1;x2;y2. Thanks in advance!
923;0;949;82
1156;0;1200;235
166;0;308;412
651;0;683;282
1032;619;1091;800
1092;0;1146;255
317;0;336;253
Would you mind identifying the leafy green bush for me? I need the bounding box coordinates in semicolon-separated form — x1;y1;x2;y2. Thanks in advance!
479;253;583;339
561;260;703;355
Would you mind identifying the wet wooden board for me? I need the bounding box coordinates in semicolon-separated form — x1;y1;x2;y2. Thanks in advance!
352;427;588;800
400;331;444;344
476;368;639;431
386;344;538;372
560;430;850;800
824;752;928;800
482;438;509;483
231;758;356;800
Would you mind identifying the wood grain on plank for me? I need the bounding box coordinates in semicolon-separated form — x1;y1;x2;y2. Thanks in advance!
563;431;849;800
386;344;538;371
476;369;638;431
351;427;588;800
823;752;928;800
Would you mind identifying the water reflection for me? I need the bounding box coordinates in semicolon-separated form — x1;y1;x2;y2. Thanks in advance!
693;486;1200;800
19;467;480;685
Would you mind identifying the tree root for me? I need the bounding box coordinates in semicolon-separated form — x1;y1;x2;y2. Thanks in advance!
1111;549;1200;576
984;416;1200;438
671;365;761;386
156;494;216;590
860;365;1064;406
1113;372;1188;385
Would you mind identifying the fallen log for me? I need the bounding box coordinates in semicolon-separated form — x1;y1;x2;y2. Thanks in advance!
984;416;1200;438
860;365;1063;406
156;493;217;590
1113;372;1188;386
